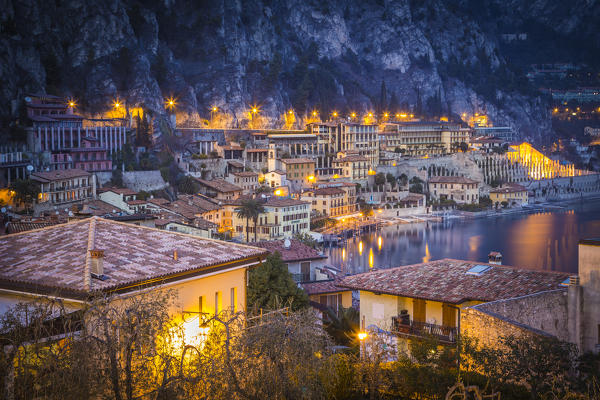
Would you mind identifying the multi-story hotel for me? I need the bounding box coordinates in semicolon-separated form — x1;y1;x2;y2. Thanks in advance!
381;122;470;156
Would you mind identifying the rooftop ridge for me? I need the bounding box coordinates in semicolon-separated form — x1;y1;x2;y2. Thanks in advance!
0;217;89;239
84;217;96;290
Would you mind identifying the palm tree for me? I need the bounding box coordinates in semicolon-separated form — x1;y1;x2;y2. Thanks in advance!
251;202;265;242
236;199;264;242
236;200;254;242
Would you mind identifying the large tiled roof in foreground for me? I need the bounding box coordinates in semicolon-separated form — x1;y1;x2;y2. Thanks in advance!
0;217;267;297
338;259;570;304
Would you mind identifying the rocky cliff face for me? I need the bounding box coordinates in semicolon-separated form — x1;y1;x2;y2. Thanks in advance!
1;0;598;141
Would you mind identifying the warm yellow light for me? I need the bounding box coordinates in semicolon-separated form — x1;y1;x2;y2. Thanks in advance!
409;114;414;118
351;112;356;118
358;212;363;217
341;218;345;222
252;107;258;114
462;113;467;117
212;106;218;112
333;174;339;179
377;209;382;214
395;113;400;118
358;331;367;341
312;110;318;117
342;248;346;261
392;162;396;167
368;112;373;117
378;235;382;250
332;111;338;117
368;169;376;175
384;112;389;118
113;101;121;109
358;241;363;255
307;175;315;182
289;109;294;114
553;108;558;113
274;188;283;196
400;113;407;118
369;248;374;268
68;100;76;108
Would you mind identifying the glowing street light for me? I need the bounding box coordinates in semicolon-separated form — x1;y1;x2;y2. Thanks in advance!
212;106;218;112
350;112;357;119
358;331;367;341
332;111;338;118
67;99;76;108
288;109;294;115
165;97;177;110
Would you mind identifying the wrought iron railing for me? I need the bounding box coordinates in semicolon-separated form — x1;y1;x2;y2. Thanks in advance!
392;316;457;343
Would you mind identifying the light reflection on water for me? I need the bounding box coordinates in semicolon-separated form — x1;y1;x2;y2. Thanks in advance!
325;200;600;274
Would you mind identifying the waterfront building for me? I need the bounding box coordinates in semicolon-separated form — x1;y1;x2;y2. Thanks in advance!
0;217;267;322
489;183;529;207
337;259;570;350
31;168;96;211
427;176;479;204
380;121;470;156
231;197;310;242
301;187;348;218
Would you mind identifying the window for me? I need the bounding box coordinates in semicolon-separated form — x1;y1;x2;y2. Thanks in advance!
215;291;221;314
413;298;426;323
230;287;236;312
300;262;310;281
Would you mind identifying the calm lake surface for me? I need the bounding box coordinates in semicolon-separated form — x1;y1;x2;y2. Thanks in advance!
325;200;600;274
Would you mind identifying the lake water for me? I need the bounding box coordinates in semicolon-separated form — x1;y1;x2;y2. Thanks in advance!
325;199;600;274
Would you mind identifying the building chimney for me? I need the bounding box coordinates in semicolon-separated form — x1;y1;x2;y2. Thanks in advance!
488;251;502;265
89;249;104;277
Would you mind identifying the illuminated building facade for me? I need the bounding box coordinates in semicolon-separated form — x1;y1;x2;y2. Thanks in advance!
506;142;583;180
380;122;470;156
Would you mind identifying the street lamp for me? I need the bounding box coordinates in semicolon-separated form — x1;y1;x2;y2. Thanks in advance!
210;105;218;125
165;97;177;110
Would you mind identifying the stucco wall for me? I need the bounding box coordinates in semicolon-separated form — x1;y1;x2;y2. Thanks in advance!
578;243;600;352
461;289;568;347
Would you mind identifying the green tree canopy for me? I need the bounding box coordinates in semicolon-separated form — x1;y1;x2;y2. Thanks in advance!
247;252;308;312
9;179;40;208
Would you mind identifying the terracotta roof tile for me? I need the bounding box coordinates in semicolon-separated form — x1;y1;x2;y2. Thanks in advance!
31;169;90;182
302;279;346;296
0;217;267;296
251;239;326;262
196;178;243;193
337;259;570;304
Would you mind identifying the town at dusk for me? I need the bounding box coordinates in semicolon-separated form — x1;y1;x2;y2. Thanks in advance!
1;0;600;398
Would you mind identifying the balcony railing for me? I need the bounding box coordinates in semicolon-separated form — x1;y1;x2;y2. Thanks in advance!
392;316;457;344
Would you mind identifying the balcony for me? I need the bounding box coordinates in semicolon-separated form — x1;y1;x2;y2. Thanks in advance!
392;316;457;344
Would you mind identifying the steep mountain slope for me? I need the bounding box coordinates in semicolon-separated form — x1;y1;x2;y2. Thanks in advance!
1;0;598;141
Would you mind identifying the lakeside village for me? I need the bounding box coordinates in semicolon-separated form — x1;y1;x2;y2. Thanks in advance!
1;94;600;398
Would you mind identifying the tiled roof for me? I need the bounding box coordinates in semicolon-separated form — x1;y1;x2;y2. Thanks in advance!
148;198;170;206
178;195;220;213
99;187;138;196
490;184;528;194
0;217;267;297
31;168;90;182
270;169;286;175
230;171;258;177
127;200;146;205
280;158;315;164
81;200;121;217
6;221;62;234
246;148;268;153
302;279;346;296
196;178;243;193
264;198;309;207
311;187;345;196
228;161;244;168
334;155;369;162
337;259;570;304
428;176;479;184
251;239;327;262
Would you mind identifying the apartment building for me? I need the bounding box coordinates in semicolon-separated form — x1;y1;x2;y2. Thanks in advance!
331;152;369;183
31;168;96;208
231;197;310;242
489;183;529;207
428;176;480;204
279;158;316;186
